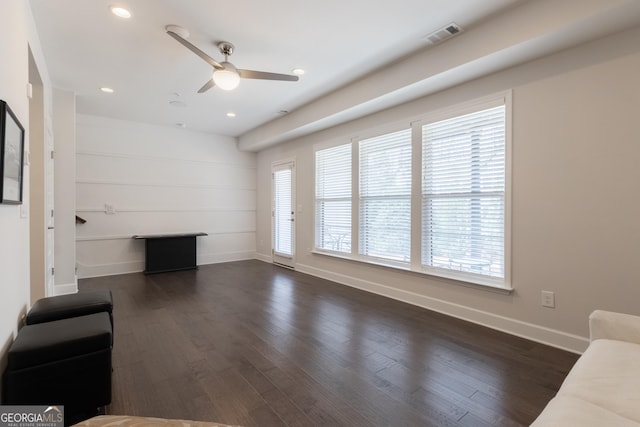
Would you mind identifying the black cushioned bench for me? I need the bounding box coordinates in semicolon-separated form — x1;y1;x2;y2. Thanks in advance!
26;290;113;330
3;313;113;424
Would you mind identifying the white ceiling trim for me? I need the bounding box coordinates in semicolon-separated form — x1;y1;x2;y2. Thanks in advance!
238;0;640;151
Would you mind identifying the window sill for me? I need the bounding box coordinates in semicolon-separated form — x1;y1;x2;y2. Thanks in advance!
311;249;513;295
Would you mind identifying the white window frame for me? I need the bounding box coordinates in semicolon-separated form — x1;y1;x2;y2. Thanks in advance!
314;141;353;254
417;94;512;289
358;127;412;265
312;91;512;291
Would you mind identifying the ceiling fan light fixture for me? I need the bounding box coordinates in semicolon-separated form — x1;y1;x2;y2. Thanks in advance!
213;62;240;91
165;32;298;94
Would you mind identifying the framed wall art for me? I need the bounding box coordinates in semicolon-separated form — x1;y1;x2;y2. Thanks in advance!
0;100;25;204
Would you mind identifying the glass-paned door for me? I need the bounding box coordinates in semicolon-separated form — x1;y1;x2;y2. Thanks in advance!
272;161;295;268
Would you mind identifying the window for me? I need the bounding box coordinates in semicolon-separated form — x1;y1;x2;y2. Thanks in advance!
315;144;351;253
422;105;506;280
313;93;510;289
359;129;412;262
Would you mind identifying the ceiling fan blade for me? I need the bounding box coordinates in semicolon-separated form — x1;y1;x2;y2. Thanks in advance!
238;69;299;81
166;30;224;70
197;78;215;93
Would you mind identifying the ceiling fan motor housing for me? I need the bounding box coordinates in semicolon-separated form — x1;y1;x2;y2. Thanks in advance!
218;42;234;58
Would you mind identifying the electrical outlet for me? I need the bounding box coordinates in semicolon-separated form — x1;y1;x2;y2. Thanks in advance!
541;290;555;308
104;203;116;215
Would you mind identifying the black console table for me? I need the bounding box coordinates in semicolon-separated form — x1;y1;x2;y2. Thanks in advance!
132;232;207;274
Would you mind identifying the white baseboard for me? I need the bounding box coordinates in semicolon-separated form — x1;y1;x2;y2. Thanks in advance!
79;252;589;353
54;280;78;296
76;260;144;278
198;251;255;265
294;262;589;354
77;251;256;279
254;252;272;263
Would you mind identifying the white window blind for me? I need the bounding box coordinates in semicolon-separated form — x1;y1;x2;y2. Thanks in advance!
422;105;506;279
359;129;412;262
273;165;293;256
315;144;352;253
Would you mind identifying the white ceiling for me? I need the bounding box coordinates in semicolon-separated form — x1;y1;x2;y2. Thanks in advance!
28;0;640;151
28;1;523;133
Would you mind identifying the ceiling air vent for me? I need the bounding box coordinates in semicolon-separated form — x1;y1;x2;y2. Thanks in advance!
424;23;463;45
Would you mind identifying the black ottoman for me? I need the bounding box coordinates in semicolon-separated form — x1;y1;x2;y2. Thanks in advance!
3;313;112;424
26;290;113;329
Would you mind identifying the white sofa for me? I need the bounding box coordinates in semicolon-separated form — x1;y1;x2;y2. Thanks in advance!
531;310;640;426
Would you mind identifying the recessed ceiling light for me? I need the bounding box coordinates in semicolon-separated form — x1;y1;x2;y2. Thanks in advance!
100;87;114;93
292;68;305;76
109;5;131;18
226;112;236;118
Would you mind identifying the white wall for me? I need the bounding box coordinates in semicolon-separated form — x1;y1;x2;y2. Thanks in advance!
75;115;256;277
255;26;640;353
53;89;76;294
0;0;51;391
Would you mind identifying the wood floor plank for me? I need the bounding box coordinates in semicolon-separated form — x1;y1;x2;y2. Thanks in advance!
79;260;578;427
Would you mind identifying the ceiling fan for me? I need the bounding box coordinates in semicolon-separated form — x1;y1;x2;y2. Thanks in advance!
165;25;299;92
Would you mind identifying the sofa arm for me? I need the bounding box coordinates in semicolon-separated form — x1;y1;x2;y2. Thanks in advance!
589;310;640;344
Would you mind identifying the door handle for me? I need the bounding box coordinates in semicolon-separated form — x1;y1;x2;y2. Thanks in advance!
48;226;55;230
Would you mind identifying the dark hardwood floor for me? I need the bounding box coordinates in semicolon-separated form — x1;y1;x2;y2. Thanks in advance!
80;260;578;427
